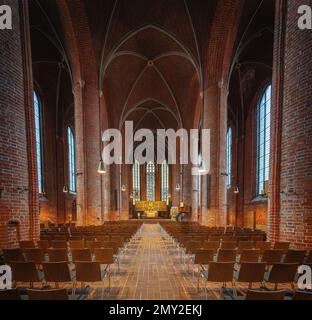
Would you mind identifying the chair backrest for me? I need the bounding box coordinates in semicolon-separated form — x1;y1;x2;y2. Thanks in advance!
24;248;46;263
240;250;261;263
207;262;234;282
3;248;25;264
19;240;36;249
101;241;118;254
194;249;214;265
236;262;266;283
306;251;312;263
37;240;50;251
70;240;85;249
27;289;69;300
238;241;255;251
284;250;306;264
86;240;102;253
75;262;102;282
94;248;114;264
47;248;68;262
97;235;109;242
0;289;21;300
267;263;299;284
217;249;237;262
53;235;67;241
262;250;283;264
255;241;271;253
202;241;219;252
186;241;201;254
221;241;237;250
51;240;67;249
71;249;92;262
246;290;286;300
293;291;312;300
273;242;290;253
43;262;72;282
11;262;40;282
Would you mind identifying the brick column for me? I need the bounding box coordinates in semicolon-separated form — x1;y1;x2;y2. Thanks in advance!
0;0;39;247
271;0;312;248
201;84;227;227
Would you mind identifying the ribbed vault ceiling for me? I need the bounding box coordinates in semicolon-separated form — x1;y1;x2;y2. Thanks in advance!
100;0;203;131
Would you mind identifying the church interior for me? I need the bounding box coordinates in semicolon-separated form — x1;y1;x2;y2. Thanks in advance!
0;0;312;300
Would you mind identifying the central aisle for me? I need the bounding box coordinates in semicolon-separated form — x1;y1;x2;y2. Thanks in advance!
115;223;193;300
92;223;206;300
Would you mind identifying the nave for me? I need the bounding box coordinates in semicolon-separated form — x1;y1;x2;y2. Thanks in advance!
1;222;312;301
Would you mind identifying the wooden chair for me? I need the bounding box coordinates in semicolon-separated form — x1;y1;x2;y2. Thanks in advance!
51;240;67;249
194;249;214;290
217;249;237;263
273;242;290;254
71;249;92;262
42;262;76;295
70;240;85;249
202;241;219;253
233;262;266;297
265;263;299;290
27;288;69;300
238;241;255;252
94;248;114;290
221;241;237;250
205;262;235;299
3;248;25;264
239;250;261;263
24;248;46;264
256;241;271;255
262;250;283;265
284;249;306;264
19;241;36;249
245;289;286;300
37;240;50;252
11;262;43;288
47;249;68;262
75;262;106;299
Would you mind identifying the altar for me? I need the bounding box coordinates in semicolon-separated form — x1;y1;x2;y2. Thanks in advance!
135;201;168;218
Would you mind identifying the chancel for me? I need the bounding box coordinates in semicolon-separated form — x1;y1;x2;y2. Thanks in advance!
0;0;312;301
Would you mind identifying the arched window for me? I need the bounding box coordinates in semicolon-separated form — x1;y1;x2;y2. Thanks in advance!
67;127;76;193
226;127;232;188
146;162;155;201
257;84;272;195
161;160;169;204
34;91;43;194
132;160;140;204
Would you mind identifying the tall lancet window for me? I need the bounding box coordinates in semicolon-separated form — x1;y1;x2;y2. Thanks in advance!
226;127;232;188
67;127;76;193
34;91;43;194
257;84;272;195
146;162;155;201
132;160;141;204
161;160;169;204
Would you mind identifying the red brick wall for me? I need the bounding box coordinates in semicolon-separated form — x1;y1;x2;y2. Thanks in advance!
0;0;39;248
277;0;312;248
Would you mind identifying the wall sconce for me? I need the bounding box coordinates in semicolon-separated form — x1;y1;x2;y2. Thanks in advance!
175;183;181;191
121;185;126;192
98;158;106;174
234;186;239;194
198;160;208;175
63;186;69;194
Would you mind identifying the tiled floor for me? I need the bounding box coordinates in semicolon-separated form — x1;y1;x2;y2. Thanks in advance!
90;223;228;300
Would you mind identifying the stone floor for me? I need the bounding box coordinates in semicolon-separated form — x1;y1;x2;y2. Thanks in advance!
89;223;233;300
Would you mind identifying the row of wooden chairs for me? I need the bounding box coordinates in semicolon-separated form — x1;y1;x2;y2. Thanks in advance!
5;248;116;294
191;260;309;299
